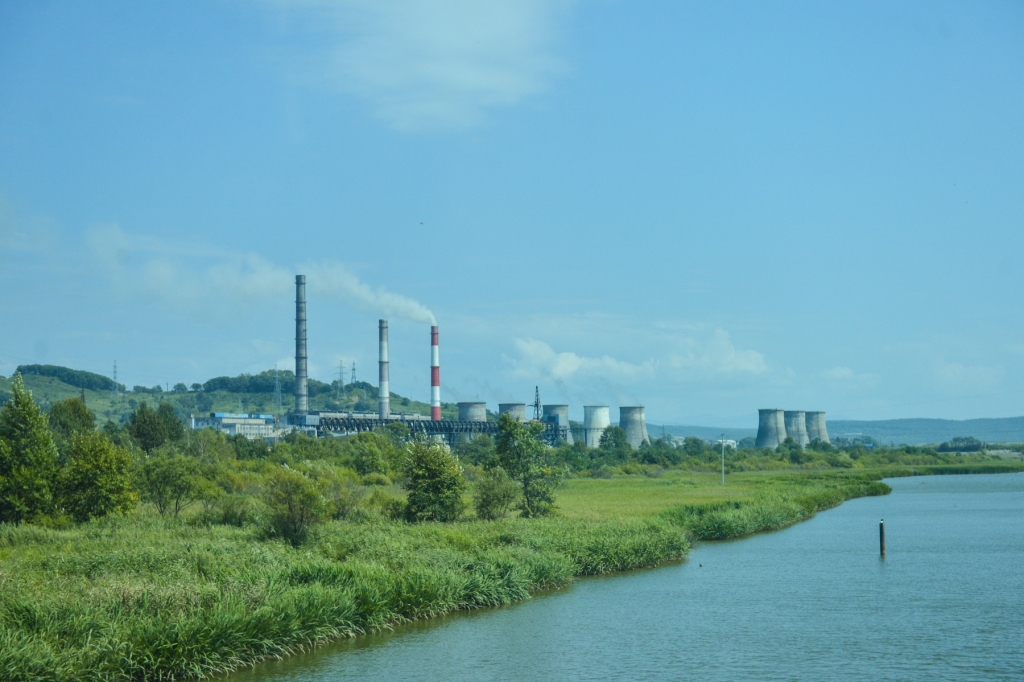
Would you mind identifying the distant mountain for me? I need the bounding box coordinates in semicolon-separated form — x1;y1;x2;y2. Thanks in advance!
656;417;1024;446
827;417;1024;446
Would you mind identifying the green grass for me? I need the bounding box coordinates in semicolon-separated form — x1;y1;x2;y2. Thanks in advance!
2;463;1022;681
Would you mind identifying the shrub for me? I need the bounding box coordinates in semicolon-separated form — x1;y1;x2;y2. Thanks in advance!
135;452;199;516
58;432;138;522
263;467;329;545
361;472;392;486
404;440;467;522
473;466;520;520
494;413;563;517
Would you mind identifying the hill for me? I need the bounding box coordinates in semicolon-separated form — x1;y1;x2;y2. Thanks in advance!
827;417;1024;446
0;367;460;424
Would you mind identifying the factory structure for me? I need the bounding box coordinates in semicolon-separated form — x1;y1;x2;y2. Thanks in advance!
261;274;648;447
755;409;830;448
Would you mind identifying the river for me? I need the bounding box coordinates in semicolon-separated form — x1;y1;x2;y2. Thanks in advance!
226;473;1024;681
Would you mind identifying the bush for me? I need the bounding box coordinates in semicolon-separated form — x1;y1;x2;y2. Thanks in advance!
361;472;392;486
263;467;329;546
473;466;520;520
58;432;138;522
404;440;467;522
135;452;199;516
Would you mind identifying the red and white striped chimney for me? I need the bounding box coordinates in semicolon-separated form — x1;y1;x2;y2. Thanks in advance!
430;325;441;421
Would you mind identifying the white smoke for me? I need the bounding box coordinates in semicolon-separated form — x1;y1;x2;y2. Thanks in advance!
305;263;436;325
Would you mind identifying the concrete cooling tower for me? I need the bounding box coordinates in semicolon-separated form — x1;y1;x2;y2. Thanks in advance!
784;411;809;447
583;406;610;448
499;403;527;421
542;404;574;445
458;402;487;422
755;409;787;448
619;406;649;449
805;411;830;444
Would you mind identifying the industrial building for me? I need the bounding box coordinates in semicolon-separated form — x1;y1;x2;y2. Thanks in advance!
756;409;830;448
190;413;277;439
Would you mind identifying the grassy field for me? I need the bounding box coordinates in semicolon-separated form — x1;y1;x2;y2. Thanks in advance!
5;462;1021;681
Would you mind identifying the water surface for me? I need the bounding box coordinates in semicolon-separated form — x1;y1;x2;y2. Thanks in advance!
227;473;1024;681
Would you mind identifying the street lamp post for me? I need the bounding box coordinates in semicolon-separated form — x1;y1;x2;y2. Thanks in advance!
721;433;726;485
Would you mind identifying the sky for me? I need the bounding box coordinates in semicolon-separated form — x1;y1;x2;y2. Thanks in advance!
1;1;1022;426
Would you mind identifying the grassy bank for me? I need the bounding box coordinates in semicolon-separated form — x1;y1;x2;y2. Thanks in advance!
8;465;1021;681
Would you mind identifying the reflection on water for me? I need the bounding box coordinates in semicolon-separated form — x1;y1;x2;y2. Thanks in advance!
226;473;1024;681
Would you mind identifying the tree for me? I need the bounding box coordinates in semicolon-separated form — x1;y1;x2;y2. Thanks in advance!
48;397;95;440
404;440;467;522
472;466;519;520
189;383;203;392
349;431;393;475
598;426;631;461
59;432;137;522
263;467;328;545
127;402;184;452
0;374;60;523
172;383;188;393
135;452;198;516
493;412;563;517
454;434;496;466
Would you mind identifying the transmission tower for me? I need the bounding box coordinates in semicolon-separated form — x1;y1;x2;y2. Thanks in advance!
111;360;118;397
350;361;357;385
533;386;541;421
337;360;345;401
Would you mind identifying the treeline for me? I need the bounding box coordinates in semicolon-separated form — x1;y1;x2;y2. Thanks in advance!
14;364;124;392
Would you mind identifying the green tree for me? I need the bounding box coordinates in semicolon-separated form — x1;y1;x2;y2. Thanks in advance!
493;412;563;517
59;432;138;522
0;374;60;523
454;434;496;466
135;452;198;516
682;437;705;458
127;402;184;452
598;426;631;461
472;466;520;520
48;397;95;440
404;440;467;522
349;431;393;475
263;467;328;545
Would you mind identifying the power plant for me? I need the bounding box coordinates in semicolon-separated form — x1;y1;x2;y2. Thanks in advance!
756;409;829;448
583;405;610;448
266;273;786;450
619;406;650;449
784;410;809;447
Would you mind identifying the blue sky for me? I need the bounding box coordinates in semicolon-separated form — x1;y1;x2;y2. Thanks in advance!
1;1;1022;426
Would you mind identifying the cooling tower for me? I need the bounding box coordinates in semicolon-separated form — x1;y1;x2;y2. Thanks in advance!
805;411;830;444
784;411;809;447
543;404;574;445
430;326;441;421
583;406;610;448
378;320;390;419
619;406;649;449
499;403;527;421
755;409;787;448
294;275;308;415
458;402;487;422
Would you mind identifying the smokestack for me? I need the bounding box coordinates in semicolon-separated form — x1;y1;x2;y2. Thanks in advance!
755;409;786;448
583;406;610;448
619;406;649;449
294;275;308;415
499;403;527;421
378;319;390;419
806;411;830;444
784;411;810;447
431;326;441;421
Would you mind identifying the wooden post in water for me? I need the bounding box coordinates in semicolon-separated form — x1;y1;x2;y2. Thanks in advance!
879;519;886;556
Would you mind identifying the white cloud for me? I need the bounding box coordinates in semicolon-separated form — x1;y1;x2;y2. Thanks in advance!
510;338;655;383
666;328;768;375
934;361;1004;390
269;0;572;129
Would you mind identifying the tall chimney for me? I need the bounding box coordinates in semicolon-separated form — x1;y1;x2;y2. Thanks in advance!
294;275;308;415
430;325;441;421
378;319;390;419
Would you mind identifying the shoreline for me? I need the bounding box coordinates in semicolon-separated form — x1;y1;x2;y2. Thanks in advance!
3;463;1023;681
